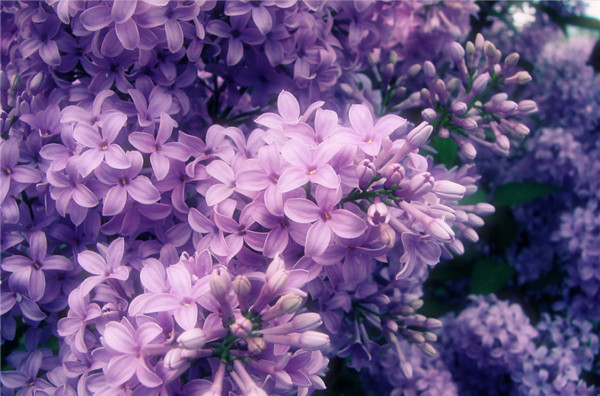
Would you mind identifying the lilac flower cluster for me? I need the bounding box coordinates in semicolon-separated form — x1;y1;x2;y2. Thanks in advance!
1;0;570;395
440;295;538;395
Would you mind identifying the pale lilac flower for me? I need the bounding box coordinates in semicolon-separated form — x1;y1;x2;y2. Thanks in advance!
0;138;41;205
94;151;160;216
73;112;131;177
77;238;130;295
100;318;164;388
205;14;265;66
128;88;174;128
284;186;368;256
128;113;189;180
1;231;72;302
57;288;102;353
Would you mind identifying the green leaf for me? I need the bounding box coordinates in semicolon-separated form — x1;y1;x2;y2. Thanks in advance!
459;187;487;205
470;258;515;295
492;182;562;206
431;135;458;167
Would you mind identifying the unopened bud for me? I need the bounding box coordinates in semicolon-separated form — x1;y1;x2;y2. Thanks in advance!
518;100;538;115
407;64;421;77
484;41;497;59
291;313;323;332
233;275;251;301
433;180;466;201
449;42;465;63
424;332;437;342
420;342;437;357
471;72;490;95
406;122;433;149
504;71;532;85
452;116;478;131
178;328;207;349
382;163;405;188
461;226;479;243
504;52;520;67
230;316;253;338
451;101;468;115
28;72;45;93
379;223;396;248
421;108;438;122
467;213;484;227
247;336;267;354
356;159;376;190
474;203;495;215
367;201;390;226
261;293;303;321
460;141;477;160
448;238;465;255
423;61;436;80
209;273;228;301
299;331;330;350
10;75;21;92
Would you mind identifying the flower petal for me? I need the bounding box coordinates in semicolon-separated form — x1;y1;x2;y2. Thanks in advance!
127;176;160;204
305;221;331;257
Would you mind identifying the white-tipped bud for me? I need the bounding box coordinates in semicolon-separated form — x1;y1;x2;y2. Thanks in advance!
209;273;228;301
452;116;478;131
438;127;450;138
423;61;436;80
498;100;518;115
484;41;497;59
164;348;188;370
496;135;511;151
385;319;398;333
474;203;495;215
379;223;396;248
424;332;437;342
410;331;426;343
420;88;432;105
428;218;455;242
28;72;45;93
513;122;530;138
426;318;443;329
367;201;390;226
178;328;207;349
447;77;460;92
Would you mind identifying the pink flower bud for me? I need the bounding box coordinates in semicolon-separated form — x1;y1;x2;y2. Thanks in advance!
504;71;532;85
451;101;468;115
421;108;438;122
518;100;538;115
247;336;268;355
406;122;433;149
433;180;466;201
504;52;519;67
233;275;251;301
382;163;405;188
261;293;303;321
471;72;490;95
460;141;477;160
474;203;495;215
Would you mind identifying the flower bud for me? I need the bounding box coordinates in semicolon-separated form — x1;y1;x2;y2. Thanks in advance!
382;163;405;188
367;201;390;226
379;223;396;248
423;61;436;80
450;101;468;116
164;348;188;370
449;42;465;63
420;342;437;357
452;116;478;131
460;141;477;160
10;74;21;92
209;272;228;301
247;336;267;354
233;275;251;302
433;180;466;201
518;100;538;115
474;203;495;215
407;63;421;77
471;72;490;95
230;316;253;338
406;122;433;149
356;159;376;190
291;313;323;332
467;213;484;227
448;238;465;255
504;71;532;85
28;72;45;93
299;331;330;350
484;41;497;59
178;328;207;349
421;108;438;122
420;88;431;106
504;52;519;67
438;127;450;138
261;293;303;321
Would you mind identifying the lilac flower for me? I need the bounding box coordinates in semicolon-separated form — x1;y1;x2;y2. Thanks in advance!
0;138;41;205
128;113;189;180
277;140;341;193
0;350;50;393
2;231;72;302
72;112;130;177
94;151;160;216
57;287;102;353
100;318;164;388
205;14;265;66
284;185;368;256
77;237;130;295
136;2;200;53
19;14;62;66
128;87;174;128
